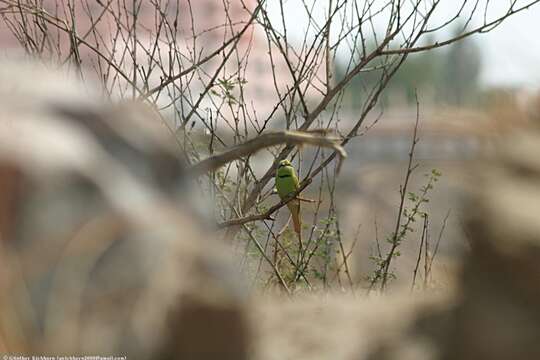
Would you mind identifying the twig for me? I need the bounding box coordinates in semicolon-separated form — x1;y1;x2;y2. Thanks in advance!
217;178;313;228
411;214;428;291
188;130;347;177
380;91;421;291
427;209;451;278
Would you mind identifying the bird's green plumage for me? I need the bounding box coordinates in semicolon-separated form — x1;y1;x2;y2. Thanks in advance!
275;159;299;198
275;159;302;240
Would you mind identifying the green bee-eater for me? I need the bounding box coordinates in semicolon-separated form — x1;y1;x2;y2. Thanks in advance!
275;159;302;242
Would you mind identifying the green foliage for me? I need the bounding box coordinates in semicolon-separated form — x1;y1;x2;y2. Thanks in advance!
368;168;442;289
335;31;482;107
269;212;342;289
438;34;481;106
211;77;247;105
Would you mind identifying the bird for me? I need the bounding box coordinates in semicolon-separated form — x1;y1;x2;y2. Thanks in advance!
275;159;302;244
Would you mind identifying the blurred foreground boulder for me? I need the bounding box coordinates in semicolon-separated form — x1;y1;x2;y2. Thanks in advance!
441;127;540;360
0;61;248;359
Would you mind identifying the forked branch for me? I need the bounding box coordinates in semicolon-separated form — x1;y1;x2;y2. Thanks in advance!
188;130;347;177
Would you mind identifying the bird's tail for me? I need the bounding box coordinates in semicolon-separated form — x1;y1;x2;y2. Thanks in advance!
287;200;302;244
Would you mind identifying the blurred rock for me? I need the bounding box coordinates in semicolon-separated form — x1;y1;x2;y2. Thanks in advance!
0;60;248;359
441;126;540;360
252;291;453;360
